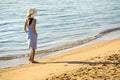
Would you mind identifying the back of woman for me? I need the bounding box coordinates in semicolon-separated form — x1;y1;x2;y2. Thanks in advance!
24;8;38;63
26;18;36;39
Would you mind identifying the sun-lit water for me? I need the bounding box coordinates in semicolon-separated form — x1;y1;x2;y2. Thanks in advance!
0;0;120;57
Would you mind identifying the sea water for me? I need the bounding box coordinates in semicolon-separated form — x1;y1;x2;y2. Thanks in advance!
0;0;120;59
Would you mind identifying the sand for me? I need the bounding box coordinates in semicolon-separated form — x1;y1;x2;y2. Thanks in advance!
0;38;120;80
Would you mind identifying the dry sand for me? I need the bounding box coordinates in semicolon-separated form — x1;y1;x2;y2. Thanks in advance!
0;38;120;80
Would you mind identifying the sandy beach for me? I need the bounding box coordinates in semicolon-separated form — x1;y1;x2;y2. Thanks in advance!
0;38;120;80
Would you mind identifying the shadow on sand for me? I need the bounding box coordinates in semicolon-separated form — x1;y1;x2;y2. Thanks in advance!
34;61;120;65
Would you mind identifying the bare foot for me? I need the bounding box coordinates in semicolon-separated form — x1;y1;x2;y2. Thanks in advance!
32;61;39;63
29;60;39;64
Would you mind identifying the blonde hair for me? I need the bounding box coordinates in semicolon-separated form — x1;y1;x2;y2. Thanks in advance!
27;18;33;25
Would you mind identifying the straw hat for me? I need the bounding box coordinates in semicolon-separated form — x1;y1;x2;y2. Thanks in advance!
26;8;37;18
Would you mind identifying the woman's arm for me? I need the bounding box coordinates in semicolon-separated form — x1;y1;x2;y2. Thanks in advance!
33;19;38;36
24;20;27;33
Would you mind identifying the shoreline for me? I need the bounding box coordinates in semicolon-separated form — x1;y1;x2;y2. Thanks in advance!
0;38;120;80
1;27;120;61
1;29;120;69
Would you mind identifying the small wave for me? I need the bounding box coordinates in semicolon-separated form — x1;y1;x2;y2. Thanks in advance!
0;27;120;61
0;22;10;26
0;20;21;27
96;27;120;38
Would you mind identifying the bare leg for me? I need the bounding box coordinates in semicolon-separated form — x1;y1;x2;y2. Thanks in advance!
29;48;35;63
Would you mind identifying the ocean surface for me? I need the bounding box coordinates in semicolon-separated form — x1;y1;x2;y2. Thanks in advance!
0;0;120;60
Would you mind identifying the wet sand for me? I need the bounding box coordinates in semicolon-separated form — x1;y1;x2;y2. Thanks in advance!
0;38;120;80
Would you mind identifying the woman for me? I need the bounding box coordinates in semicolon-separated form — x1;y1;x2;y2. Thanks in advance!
24;8;38;63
